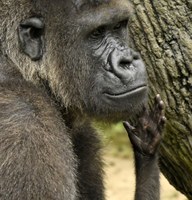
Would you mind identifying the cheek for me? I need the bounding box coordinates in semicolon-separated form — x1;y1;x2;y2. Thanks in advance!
89;39;111;66
82;49;148;117
67;52;93;98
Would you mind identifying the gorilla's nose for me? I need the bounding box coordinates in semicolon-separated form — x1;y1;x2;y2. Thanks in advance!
108;48;140;83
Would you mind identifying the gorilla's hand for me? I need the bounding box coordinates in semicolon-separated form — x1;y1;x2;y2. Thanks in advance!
123;94;166;156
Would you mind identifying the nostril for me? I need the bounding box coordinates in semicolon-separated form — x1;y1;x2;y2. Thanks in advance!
132;52;140;60
119;56;133;69
119;60;131;68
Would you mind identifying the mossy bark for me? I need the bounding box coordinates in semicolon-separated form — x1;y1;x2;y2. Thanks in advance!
129;0;192;199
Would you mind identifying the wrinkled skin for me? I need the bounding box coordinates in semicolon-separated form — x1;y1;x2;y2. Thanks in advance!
0;0;165;199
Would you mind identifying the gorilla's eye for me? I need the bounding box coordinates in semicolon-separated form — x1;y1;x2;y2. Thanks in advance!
113;19;128;30
90;26;106;38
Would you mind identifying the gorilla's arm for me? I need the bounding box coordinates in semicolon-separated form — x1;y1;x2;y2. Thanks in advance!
0;81;77;200
72;125;105;200
124;95;166;200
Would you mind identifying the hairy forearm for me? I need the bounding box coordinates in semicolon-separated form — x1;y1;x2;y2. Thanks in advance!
123;95;165;200
134;153;160;200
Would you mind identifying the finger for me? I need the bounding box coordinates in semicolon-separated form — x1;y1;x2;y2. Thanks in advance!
127;131;142;151
158;100;164;111
158;116;166;133
161;116;166;123
155;94;161;103
155;95;165;113
152;95;165;123
123;121;135;132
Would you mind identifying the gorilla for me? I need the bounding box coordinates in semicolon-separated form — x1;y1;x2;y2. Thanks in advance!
0;0;166;199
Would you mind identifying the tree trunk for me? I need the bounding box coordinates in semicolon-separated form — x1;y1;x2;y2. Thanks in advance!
129;0;192;199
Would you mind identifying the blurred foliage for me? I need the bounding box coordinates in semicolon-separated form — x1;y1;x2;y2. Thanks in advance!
93;122;133;158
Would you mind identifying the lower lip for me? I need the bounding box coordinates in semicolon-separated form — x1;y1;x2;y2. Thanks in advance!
104;86;147;99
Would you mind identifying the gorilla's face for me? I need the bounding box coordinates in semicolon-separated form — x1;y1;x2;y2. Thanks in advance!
18;0;148;119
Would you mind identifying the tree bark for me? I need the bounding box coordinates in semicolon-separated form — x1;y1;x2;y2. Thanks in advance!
129;0;192;199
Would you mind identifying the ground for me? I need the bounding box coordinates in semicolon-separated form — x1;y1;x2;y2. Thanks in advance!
104;155;187;200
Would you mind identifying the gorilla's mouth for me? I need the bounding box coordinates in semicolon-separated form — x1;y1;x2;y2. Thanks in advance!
104;85;147;99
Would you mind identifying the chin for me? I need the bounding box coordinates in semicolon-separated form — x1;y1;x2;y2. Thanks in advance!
86;86;148;122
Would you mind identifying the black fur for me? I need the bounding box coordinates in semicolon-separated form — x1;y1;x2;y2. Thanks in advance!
0;0;165;199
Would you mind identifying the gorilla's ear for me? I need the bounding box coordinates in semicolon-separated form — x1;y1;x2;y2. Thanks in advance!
18;17;44;61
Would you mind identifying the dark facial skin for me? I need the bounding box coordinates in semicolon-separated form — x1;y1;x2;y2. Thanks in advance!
21;0;148;119
75;2;147;117
0;0;166;199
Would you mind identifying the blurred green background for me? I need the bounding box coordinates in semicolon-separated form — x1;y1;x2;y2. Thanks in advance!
94;122;133;158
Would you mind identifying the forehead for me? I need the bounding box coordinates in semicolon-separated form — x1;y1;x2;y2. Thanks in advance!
71;0;131;11
72;0;109;9
38;0;132;20
71;0;132;29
